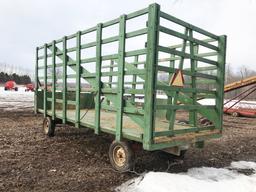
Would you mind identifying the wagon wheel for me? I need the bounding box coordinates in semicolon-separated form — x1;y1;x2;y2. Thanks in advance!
199;118;212;126
109;141;134;172
232;112;240;117
43;117;55;137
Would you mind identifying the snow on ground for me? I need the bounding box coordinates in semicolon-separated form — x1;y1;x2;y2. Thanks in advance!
117;161;256;192
0;86;34;111
197;98;215;105
224;100;256;109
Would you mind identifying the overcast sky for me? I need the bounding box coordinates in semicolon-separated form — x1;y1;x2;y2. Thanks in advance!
0;0;255;74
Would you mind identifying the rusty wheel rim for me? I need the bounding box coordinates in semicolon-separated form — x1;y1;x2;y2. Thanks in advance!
232;112;239;117
113;145;126;167
43;119;49;134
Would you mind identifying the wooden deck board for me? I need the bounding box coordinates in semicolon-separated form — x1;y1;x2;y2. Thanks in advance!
50;109;193;133
46;109;218;144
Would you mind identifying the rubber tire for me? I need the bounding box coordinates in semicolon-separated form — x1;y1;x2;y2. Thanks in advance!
4;87;7;91
43;117;55;137
14;87;18;91
109;141;134;172
199;118;212;126
232;112;239;117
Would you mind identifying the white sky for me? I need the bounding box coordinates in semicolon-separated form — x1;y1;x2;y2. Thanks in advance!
0;0;255;73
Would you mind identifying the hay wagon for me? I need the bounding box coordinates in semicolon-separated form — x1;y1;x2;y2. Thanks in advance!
35;3;226;171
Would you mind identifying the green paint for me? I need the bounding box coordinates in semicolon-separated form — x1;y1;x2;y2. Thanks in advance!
62;36;67;124
144;3;160;149
43;44;47;117
34;47;39;114
75;32;81;128
52;40;56;120
95;23;102;134
35;3;226;152
115;15;126;141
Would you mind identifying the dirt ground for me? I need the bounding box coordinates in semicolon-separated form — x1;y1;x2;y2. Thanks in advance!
0;109;256;192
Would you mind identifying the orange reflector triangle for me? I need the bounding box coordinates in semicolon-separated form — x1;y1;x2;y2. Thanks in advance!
169;70;184;87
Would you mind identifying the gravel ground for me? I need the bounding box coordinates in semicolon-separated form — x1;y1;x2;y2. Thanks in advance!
0;108;256;192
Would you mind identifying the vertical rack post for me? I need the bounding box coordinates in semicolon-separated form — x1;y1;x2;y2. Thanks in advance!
144;3;160;149
131;55;138;103
43;44;47;117
75;31;81;128
216;35;227;131
109;60;114;88
35;47;39;114
95;24;102;134
107;60;114;106
51;41;56;120
62;37;67;124
168;28;189;132
115;15;126;141
188;29;197;127
166;53;175;118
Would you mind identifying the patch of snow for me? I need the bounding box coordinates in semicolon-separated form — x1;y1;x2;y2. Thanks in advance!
231;161;256;170
198;98;216;105
224;100;256;110
0;86;34;111
116;161;256;192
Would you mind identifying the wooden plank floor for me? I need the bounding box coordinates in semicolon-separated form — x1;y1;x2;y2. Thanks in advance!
51;109;192;133
45;109;219;144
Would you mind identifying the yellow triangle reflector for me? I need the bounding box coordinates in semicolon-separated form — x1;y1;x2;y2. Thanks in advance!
169;70;184;87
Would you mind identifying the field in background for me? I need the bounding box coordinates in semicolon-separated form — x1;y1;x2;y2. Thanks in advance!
0;87;33;111
0;87;256;191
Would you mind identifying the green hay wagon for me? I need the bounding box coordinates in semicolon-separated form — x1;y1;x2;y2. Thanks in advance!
35;3;226;171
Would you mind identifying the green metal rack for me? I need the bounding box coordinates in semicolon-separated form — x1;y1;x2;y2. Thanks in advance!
35;3;226;171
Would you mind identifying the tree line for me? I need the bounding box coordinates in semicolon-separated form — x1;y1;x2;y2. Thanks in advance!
225;64;256;100
0;72;31;84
